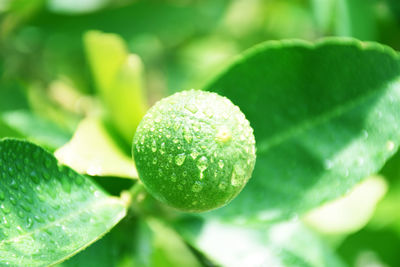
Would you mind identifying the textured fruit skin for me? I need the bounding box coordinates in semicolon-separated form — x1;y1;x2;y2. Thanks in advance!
132;90;256;212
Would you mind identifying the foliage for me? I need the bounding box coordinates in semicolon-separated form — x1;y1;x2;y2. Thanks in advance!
1;0;400;266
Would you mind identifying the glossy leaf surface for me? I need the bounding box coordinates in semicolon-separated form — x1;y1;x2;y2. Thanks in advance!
204;38;400;221
0;139;126;266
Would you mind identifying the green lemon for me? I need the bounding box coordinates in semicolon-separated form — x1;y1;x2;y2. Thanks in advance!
132;90;256;212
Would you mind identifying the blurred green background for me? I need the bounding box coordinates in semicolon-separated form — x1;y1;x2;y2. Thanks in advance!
1;0;400;266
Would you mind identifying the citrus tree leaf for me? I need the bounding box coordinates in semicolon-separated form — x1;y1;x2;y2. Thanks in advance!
0;138;126;266
55;117;137;179
58;216;201;267
175;216;345;267
2;110;71;150
84;30;148;144
203;38;400;222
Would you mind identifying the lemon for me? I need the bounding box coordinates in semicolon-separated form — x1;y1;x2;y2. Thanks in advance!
132;90;256;212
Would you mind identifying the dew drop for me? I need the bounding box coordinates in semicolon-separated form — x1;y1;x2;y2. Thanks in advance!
218;160;224;169
1;216;10;228
152;158;158;165
171;173;177;182
160;143;166;154
203;108;214;118
190;151;199;160
231;172;241;186
20;202;31;212
184;131;192;143
167;154;173;163
218;181;227;190
34;215;44;223
151;140;157;152
175;154;186;166
234;163;245;176
17;210;25;218
215;127;232;144
9;196;17;205
197;156;208;172
1;203;11;214
26;217;33;229
185;103;198;114
192;182;203;192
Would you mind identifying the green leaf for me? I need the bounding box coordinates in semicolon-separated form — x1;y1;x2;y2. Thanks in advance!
0;138;126;266
335;0;376;40
203;38;400;222
84;30;148;144
175;216;345;267
59;216;201;267
55;117;137;179
2;110;71;150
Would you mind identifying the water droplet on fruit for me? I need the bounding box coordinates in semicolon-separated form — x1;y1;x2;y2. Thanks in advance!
192;181;203;192
215;127;232;144
197;156;208;172
152;158;158;165
171;173;177;182
160;143;166;154
175;154;186;166
190;151;199;160
183;130;192;143
203;108;213;118
219;181;227;190
151;140;157;152
167;154;173;163
218;160;224;169
185;104;198;114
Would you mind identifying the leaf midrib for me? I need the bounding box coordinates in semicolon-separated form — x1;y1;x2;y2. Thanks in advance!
0;197;121;247
256;84;392;154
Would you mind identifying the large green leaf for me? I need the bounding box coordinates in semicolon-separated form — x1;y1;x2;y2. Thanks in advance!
175;216;345;267
84;30;148;144
59;216;201;267
2;110;71;150
203;38;400;222
55;117;137;179
0;138;126;266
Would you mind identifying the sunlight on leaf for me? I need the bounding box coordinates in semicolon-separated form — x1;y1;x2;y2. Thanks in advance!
84;30;148;144
175;216;345;267
55;117;137;179
303;175;387;235
204;38;400;222
0;138;126;266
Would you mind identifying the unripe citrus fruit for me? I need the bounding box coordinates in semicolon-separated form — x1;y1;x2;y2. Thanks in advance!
132;90;256;212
